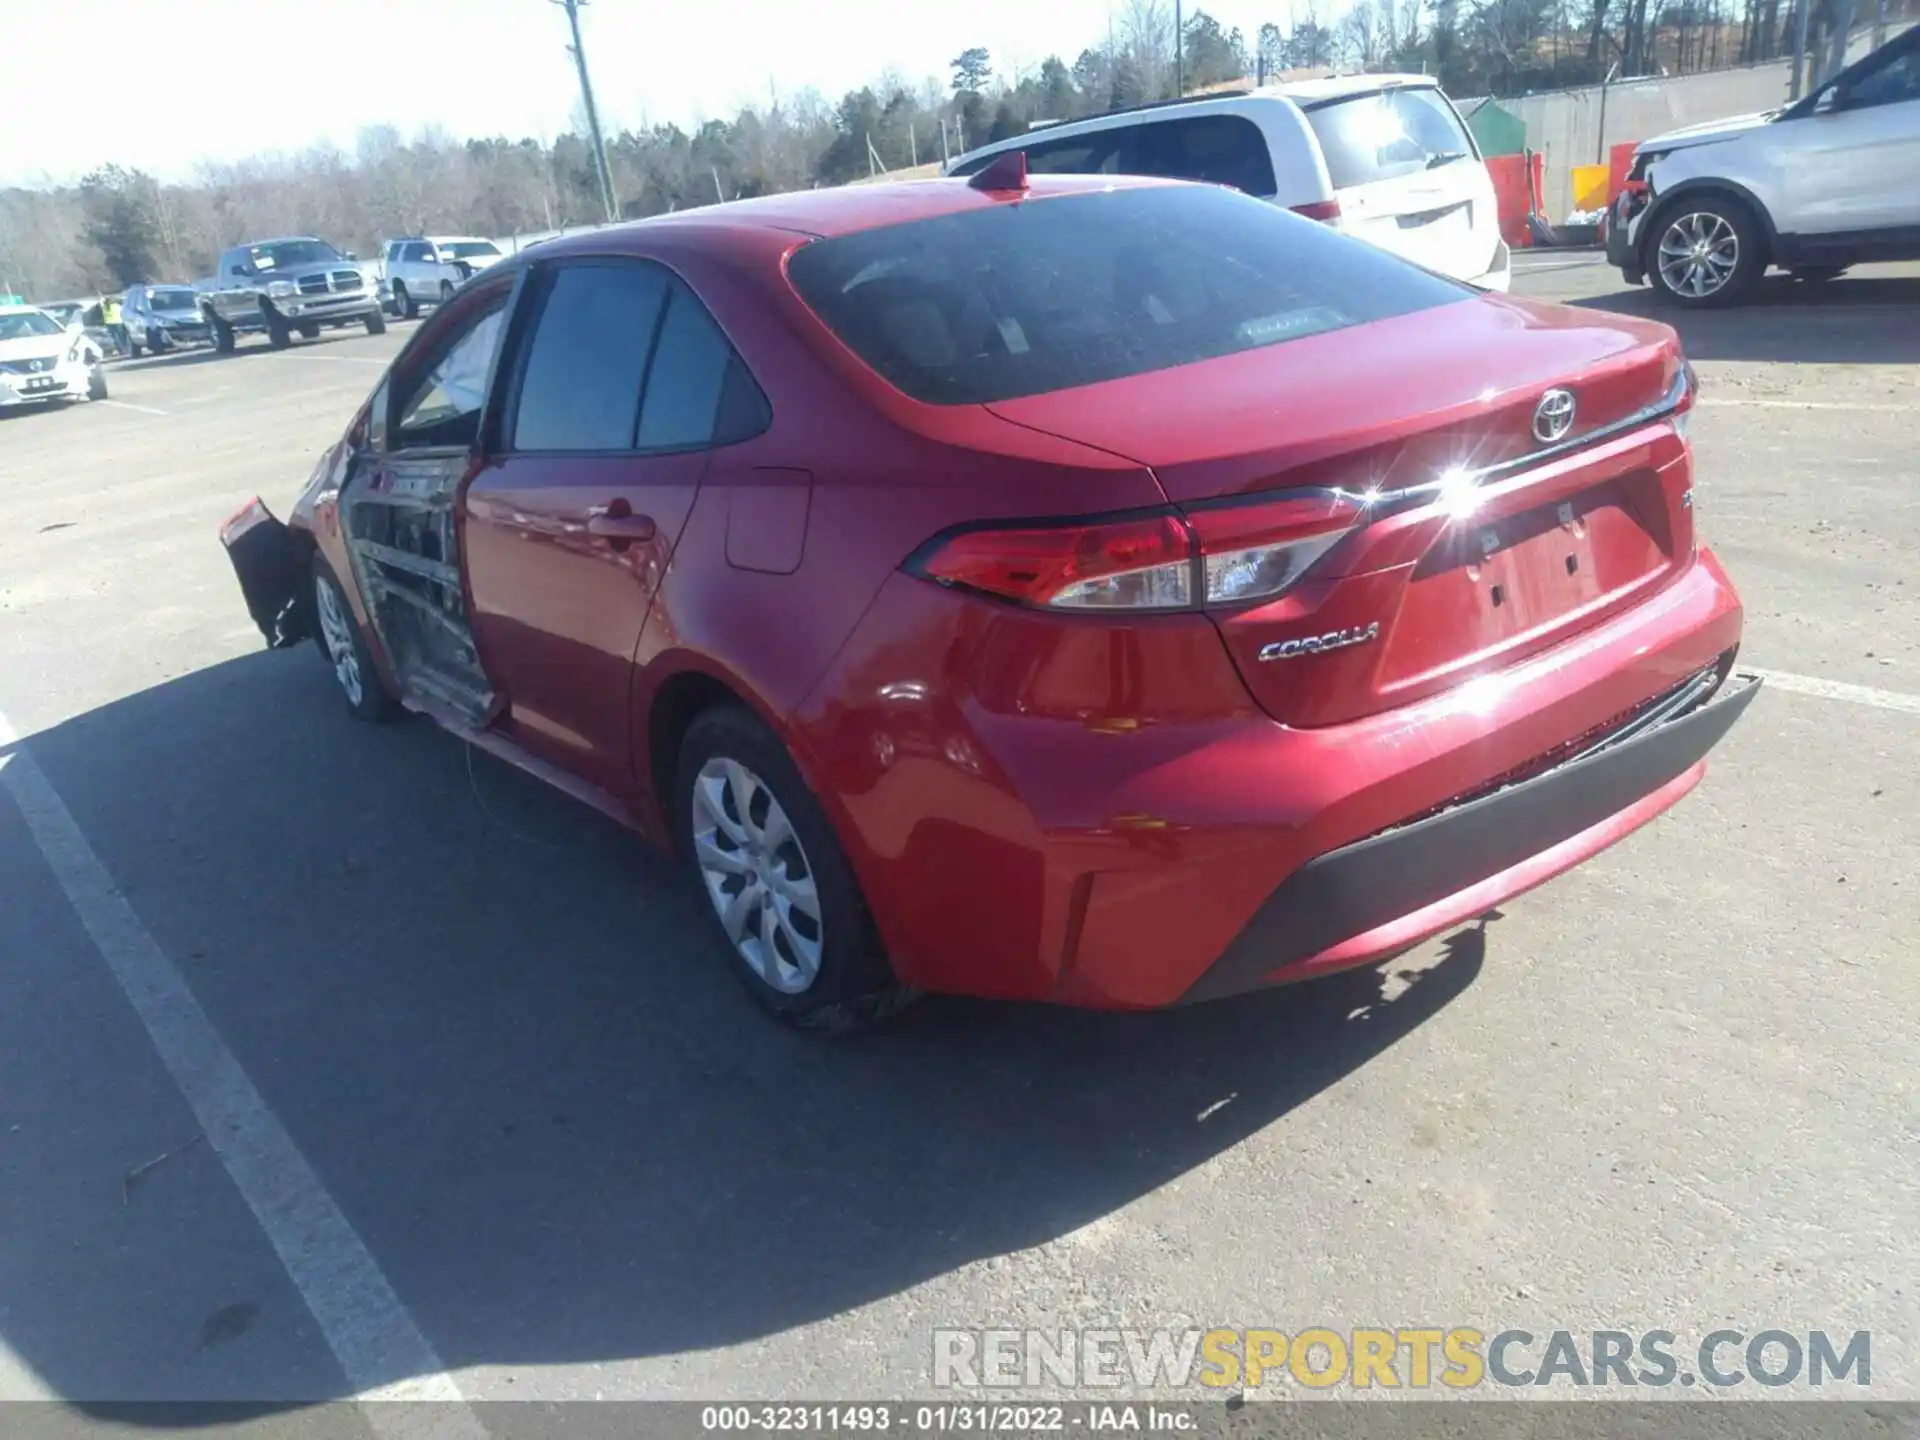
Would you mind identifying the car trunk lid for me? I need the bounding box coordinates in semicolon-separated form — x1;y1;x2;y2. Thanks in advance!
986;296;1696;726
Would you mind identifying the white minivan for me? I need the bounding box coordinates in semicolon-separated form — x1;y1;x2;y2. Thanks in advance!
945;78;1511;290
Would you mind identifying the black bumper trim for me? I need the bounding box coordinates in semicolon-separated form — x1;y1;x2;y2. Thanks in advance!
1182;671;1760;1003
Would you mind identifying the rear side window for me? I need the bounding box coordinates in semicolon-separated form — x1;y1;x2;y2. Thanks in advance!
510;262;668;452
787;184;1463;406
636;286;733;451
1304;87;1476;189
1132;115;1277;197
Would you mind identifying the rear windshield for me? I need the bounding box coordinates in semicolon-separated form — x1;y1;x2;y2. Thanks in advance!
1304;87;1476;190
786;184;1464;406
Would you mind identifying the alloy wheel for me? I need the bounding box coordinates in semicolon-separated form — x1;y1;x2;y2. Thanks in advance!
690;757;824;994
1657;211;1739;299
314;574;365;707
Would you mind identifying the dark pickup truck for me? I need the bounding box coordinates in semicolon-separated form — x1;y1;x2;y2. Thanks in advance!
200;237;387;352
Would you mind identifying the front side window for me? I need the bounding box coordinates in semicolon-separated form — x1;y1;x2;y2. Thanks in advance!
787;183;1463;406
1304;87;1476;189
393;296;509;449
509;262;668;452
1845;41;1920;107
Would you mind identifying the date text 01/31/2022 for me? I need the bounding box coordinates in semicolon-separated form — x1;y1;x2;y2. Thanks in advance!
700;1404;1191;1432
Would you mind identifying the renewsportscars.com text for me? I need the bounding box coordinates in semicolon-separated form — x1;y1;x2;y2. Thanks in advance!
932;1328;1871;1391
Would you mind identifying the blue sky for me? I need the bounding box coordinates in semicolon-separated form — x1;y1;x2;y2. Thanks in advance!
7;0;1281;185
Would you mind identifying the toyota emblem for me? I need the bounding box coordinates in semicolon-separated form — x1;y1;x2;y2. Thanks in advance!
1533;388;1577;444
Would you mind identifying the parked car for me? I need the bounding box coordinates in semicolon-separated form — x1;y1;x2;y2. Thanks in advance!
0;304;108;408
380;235;506;318
946;79;1511;290
40;298;120;356
1608;23;1920;305
123;283;211;355
221;174;1751;1028
201;237;386;352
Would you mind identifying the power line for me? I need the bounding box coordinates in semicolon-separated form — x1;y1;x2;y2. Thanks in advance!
551;0;618;223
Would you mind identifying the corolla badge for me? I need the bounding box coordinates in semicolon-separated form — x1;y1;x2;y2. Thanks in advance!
1258;621;1381;662
1532;388;1577;444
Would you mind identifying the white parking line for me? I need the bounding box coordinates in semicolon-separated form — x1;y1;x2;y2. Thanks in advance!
97;399;171;416
0;710;484;1436
1700;398;1913;413
1749;669;1920;717
268;353;389;365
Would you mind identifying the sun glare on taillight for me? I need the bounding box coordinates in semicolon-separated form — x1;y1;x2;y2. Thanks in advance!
914;514;1194;611
1188;492;1364;605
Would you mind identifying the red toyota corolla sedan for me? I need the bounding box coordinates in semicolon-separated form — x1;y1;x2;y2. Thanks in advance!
223;166;1755;1026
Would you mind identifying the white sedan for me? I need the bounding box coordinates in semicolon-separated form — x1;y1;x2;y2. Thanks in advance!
0;304;109;409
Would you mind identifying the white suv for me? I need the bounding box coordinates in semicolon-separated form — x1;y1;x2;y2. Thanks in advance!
380;236;505;318
946;80;1511;290
1608;23;1920;306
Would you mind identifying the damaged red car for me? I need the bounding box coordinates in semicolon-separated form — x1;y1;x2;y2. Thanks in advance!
223;166;1754;1027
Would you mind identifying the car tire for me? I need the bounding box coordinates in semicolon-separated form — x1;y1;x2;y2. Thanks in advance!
364;309;387;336
312;555;401;723
266;311;292;349
210;315;236;354
394;282;416;319
128;339;143;358
87;366;108;400
439;280;455;305
675;705;911;1031
1645;195;1765;308
297;321;320;339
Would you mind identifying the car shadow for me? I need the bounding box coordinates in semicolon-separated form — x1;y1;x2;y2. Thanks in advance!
1569;272;1920;364
116;328;405;372
8;648;1486;1410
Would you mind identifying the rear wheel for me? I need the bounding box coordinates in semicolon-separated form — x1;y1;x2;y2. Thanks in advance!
312;556;400;722
128;339;144;358
86;365;108;400
675;706;909;1030
439;280;455;305
1646;197;1765;308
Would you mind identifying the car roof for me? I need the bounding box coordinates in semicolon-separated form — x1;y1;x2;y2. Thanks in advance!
948;90;1311;168
1266;73;1440;104
531;172;1183;253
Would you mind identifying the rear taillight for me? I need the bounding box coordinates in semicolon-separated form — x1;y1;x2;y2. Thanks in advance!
909;493;1363;613
1671;358;1698;440
1290;198;1343;223
1186;491;1365;605
914;514;1193;611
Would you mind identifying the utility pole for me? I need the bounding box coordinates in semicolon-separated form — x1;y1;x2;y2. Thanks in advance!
1175;0;1185;95
552;0;617;223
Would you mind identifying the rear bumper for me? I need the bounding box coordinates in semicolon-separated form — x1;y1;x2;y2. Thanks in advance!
1183;665;1756;1001
804;548;1745;1009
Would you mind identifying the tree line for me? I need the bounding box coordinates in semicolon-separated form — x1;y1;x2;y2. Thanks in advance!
4;0;1908;300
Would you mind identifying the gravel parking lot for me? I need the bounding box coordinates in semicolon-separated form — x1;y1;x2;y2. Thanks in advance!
1;256;1916;1420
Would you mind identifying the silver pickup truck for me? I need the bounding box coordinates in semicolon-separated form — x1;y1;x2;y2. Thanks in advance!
200;237;387;352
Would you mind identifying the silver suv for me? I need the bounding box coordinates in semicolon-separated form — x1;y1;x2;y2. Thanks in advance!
1608;24;1920;306
200;237;386;351
122;283;210;355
